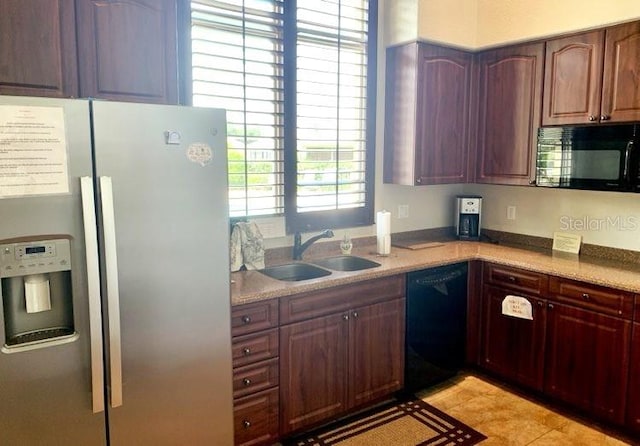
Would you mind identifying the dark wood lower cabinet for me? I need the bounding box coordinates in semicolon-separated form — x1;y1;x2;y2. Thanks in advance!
480;285;546;391
279;297;405;436
233;387;279;446
626;323;640;433
544;302;631;424
279;313;349;435
350;298;405;407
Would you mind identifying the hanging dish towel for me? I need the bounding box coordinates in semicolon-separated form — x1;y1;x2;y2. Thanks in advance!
230;222;265;272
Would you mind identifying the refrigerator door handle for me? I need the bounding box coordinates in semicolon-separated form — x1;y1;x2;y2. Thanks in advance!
80;177;106;414
100;176;123;408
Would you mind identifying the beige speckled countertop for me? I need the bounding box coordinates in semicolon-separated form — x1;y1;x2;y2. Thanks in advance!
230;241;640;306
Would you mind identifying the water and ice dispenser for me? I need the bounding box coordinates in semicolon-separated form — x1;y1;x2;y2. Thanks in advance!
0;237;76;350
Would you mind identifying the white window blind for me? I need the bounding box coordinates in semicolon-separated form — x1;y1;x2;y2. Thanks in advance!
191;0;285;217
294;0;369;214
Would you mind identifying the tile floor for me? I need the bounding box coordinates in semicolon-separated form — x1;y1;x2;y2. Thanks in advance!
418;373;638;445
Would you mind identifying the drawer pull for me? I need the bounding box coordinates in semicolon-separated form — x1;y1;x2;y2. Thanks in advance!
242;378;252;386
537;301;544;307
352;311;359;318
241;315;252;324
243;420;251;429
508;276;516;282
342;314;349;321
242;347;251;356
582;293;590;300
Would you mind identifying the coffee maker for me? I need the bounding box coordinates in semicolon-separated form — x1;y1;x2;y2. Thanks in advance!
455;195;482;240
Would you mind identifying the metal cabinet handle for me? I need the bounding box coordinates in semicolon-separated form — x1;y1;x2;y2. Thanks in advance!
600;115;611;121
242;347;251;356
241;315;251;324
582;293;590;300
548;303;554;309
80;177;105;414
100;177;123;409
352;311;359;318
529;179;536;185
342;314;349;321
243;378;252;386
243;420;251;429
508;276;516;282
588;115;597;122
537;301;544;307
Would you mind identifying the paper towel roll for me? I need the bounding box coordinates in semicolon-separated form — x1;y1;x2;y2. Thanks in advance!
24;274;52;314
376;210;391;256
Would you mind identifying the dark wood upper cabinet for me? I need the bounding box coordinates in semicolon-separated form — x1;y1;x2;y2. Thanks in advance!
474;42;544;185
602;21;640;123
384;42;472;185
543;22;640;125
76;0;179;104
0;0;78;97
542;30;605;125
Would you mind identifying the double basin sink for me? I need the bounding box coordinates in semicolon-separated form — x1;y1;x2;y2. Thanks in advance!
259;256;381;281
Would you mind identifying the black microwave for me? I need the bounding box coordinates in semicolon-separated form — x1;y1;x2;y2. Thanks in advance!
536;124;639;192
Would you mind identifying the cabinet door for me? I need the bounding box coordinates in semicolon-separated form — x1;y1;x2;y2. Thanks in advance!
415;46;471;185
383;43;471;186
545;303;630;424
76;0;178;104
542;31;604;125
279;313;349;435
626;323;640;432
0;0;78;97
475;43;544;185
350;298;405;408
480;285;546;391
602;21;640;123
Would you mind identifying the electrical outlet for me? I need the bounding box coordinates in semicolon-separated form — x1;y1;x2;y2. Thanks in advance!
398;204;409;219
507;206;516;221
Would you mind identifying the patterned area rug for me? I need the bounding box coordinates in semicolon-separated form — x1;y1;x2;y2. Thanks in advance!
283;397;487;446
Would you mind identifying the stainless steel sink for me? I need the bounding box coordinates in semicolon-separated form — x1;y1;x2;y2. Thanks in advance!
311;255;381;272
259;262;332;281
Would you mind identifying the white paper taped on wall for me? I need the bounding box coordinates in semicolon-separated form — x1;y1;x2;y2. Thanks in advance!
501;295;533;320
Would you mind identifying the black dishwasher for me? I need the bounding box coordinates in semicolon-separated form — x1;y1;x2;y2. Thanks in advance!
404;262;468;392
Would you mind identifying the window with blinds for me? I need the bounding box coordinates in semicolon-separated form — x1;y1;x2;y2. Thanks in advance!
189;0;376;229
191;0;285;217
286;0;375;231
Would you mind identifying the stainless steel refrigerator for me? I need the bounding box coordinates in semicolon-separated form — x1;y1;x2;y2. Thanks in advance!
0;96;234;445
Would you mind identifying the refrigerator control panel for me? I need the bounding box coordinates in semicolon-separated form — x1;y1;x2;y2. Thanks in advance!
0;238;71;278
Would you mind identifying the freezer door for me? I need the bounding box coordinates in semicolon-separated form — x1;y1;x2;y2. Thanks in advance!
0;96;107;445
91;101;234;445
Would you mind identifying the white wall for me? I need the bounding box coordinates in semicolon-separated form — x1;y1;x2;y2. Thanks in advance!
475;0;640;48
470;185;640;251
417;0;640;49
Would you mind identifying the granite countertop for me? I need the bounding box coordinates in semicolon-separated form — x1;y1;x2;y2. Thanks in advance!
230;241;640;306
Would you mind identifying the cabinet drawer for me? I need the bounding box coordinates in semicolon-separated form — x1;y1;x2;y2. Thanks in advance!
549;276;634;318
232;329;279;367
280;275;405;324
232;299;278;337
233;358;279;399
234;388;279;446
483;263;547;296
